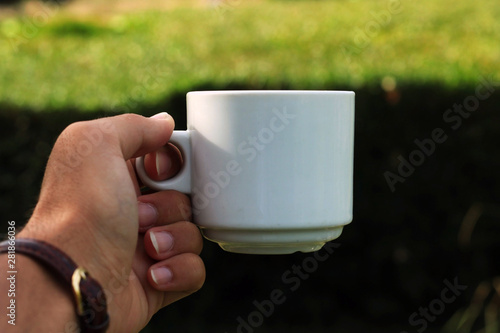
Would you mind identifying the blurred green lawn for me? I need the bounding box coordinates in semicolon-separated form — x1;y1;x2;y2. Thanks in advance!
0;0;499;112
1;3;500;333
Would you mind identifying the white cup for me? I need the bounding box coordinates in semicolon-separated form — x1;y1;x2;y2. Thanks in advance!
136;90;355;254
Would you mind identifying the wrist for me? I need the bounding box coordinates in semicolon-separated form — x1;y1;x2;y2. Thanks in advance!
0;253;77;332
20;213;121;290
0;238;110;333
19;212;128;332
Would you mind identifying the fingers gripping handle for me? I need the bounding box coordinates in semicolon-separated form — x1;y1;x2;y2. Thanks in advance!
135;130;191;194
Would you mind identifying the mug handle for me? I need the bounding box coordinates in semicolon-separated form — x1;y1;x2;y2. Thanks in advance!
135;130;191;194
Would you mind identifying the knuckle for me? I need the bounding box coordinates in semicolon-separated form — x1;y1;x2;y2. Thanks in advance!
188;255;206;291
178;221;203;254
176;194;192;221
49;119;117;170
58;119;115;151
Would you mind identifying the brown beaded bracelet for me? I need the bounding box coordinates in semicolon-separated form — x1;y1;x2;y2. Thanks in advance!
0;238;110;332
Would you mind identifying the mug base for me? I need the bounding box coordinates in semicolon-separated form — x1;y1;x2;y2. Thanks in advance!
200;226;344;254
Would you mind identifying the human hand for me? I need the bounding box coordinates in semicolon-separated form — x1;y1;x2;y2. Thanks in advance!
19;113;205;332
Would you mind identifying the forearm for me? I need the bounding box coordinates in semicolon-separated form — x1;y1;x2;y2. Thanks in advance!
0;254;76;332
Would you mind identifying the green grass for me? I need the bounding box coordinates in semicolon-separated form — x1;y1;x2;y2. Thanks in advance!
0;0;499;112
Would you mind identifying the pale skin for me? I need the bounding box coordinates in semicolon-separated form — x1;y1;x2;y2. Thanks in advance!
0;113;205;332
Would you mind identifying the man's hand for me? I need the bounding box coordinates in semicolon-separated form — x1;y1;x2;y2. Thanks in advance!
17;113;205;332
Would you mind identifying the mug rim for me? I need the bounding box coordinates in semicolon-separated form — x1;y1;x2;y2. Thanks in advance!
187;90;354;96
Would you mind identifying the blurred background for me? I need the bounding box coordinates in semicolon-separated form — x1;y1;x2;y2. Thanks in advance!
1;0;499;332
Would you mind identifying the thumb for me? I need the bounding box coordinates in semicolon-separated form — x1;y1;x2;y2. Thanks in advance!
104;112;175;160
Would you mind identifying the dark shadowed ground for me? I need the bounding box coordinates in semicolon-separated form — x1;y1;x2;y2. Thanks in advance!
1;82;499;332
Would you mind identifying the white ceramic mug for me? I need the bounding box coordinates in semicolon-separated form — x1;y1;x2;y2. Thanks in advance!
136;90;355;254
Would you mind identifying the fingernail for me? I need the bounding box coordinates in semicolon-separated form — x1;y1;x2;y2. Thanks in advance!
150;231;174;255
151;266;173;285
138;202;158;230
155;148;172;179
150;112;170;120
